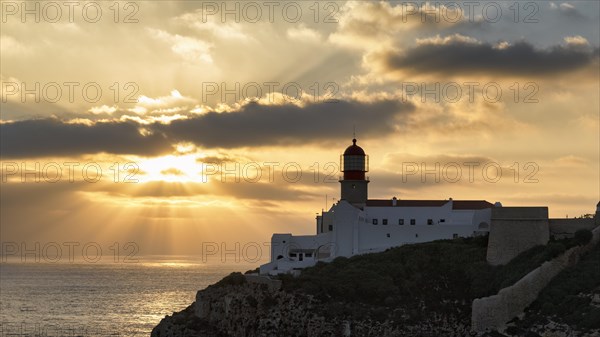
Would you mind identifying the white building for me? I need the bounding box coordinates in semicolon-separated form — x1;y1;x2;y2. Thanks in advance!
260;139;494;275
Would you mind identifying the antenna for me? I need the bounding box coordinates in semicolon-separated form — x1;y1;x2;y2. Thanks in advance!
353;125;356;139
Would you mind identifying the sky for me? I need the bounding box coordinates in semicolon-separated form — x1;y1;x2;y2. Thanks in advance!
1;1;599;258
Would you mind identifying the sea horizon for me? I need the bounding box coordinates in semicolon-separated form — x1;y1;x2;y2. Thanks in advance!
0;257;260;336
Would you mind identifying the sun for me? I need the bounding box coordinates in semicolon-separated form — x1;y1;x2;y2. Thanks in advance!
137;153;204;183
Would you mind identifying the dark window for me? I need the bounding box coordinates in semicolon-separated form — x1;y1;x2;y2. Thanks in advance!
305;253;312;258
372;219;378;225
399;219;404;225
328;225;333;231
453;233;459;239
382;219;388;225
440;219;446;223
427;219;433;225
410;219;416;225
386;233;391;238
415;233;419;238
290;253;297;257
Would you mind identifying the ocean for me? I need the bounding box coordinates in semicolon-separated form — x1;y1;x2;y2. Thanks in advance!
0;257;258;336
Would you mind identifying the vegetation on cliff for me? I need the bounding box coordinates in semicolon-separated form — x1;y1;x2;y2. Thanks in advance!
152;230;597;336
276;233;594;322
508;242;600;335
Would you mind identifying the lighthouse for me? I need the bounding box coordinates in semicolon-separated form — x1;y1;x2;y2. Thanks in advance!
260;137;503;276
340;138;369;207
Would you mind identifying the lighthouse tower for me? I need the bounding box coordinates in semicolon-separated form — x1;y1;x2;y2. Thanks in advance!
340;138;369;207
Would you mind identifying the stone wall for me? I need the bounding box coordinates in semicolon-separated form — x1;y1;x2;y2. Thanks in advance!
549;218;596;239
486;207;549;265
472;225;600;333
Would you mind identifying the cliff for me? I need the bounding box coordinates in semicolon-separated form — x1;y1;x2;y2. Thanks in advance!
151;277;472;337
152;235;599;337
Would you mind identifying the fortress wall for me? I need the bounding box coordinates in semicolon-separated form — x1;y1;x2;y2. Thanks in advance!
472;225;600;333
549;218;596;239
486;207;549;266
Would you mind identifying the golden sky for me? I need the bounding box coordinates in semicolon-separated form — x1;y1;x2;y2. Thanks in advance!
1;1;599;257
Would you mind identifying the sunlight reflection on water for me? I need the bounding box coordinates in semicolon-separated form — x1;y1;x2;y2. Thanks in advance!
0;257;258;336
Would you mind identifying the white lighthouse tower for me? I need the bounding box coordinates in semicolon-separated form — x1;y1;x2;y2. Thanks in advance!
340;138;369;208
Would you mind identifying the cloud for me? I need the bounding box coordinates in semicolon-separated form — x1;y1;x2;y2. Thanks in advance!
175;10;251;41
378;153;497;190
373;35;599;77
134;90;198;115
0;35;32;56
564;35;590;46
550;2;585;18
554;155;589;166
89;105;118;115
329;1;467;50
159;99;414;148
0;118;172;158
415;34;480;46
147;28;213;63
1;99;414;158
287;24;322;43
160;168;185;176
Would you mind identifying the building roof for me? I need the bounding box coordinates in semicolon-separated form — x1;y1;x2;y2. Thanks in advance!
365;199;494;210
452;200;495;210
343;139;365;156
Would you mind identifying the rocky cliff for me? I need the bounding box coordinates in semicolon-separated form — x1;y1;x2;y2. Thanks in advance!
152;235;599;337
151;277;473;337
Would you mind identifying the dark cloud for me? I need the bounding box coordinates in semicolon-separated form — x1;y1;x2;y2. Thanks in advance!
0;118;172;158
1;99;414;158
159;99;413;148
379;39;599;77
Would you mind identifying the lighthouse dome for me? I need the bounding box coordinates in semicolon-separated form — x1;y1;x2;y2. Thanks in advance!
344;139;365;156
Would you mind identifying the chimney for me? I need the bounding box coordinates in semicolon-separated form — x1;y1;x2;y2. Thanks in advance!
392;197;397;206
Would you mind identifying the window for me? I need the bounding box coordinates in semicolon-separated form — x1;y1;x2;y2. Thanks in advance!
440;219;446;223
410;219;416;225
399;219;404;225
372;219;378;225
382;219;388;225
453;233;459;239
328;225;333;231
344;156;365;171
386;233;391;238
290;253;297;257
305;253;313;258
427;219;433;225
